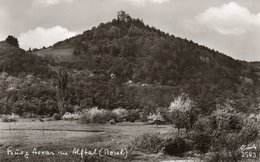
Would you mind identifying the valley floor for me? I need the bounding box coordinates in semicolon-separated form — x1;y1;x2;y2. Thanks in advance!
0;120;191;162
0;120;258;162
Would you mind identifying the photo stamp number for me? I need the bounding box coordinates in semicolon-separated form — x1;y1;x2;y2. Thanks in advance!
241;151;257;159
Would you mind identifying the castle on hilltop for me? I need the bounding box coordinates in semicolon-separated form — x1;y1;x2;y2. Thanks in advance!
117;10;131;22
117;10;144;23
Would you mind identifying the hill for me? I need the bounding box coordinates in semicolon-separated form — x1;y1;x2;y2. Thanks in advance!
0;41;52;77
33;11;260;113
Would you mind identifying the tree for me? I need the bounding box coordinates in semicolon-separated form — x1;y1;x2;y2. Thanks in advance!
56;68;69;115
168;93;192;112
213;100;244;131
5;35;19;48
168;110;189;134
73;48;80;56
168;93;193;133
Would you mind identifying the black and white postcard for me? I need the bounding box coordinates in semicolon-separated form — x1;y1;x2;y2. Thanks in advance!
0;0;259;161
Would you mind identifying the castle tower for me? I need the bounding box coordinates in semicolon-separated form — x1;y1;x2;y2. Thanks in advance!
117;10;130;22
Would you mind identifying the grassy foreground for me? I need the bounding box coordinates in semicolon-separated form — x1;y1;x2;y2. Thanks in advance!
0;120;259;162
0;119;196;162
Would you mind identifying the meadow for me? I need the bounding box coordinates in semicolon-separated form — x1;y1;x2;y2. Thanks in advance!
0;119;193;162
0;117;259;162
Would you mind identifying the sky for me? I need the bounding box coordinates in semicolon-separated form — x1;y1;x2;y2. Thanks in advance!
0;0;260;61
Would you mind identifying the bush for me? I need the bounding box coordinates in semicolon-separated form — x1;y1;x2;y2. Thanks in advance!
103;111;118;122
22;113;38;118
62;112;80;120
204;151;226;162
239;118;259;144
164;136;187;157
79;107;118;124
112;108;128;122
130;132;165;153
87;107;103;117
52;113;61;120
212;108;244;131
2;114;19;122
207;114;258;161
204;150;241;162
91;111;118;124
147;112;165;124
188;117;213;153
125;109;140;122
91;112;108;124
79;113;91;124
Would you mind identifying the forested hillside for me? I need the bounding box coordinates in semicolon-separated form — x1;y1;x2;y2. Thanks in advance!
1;11;259;116
0;41;52;77
46;11;260;114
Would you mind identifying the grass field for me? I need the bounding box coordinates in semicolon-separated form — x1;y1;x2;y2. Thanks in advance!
0;119;198;162
0;119;259;162
35;47;78;63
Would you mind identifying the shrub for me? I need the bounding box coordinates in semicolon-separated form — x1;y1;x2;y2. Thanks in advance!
91;112;107;124
2;114;19;122
204;151;227;162
52;113;61;120
210;110;258;147
90;110;118;124
79;113;91;124
79;107;118;124
147;112;165;125
22;113;38;118
125;109;140;122
239;118;259;144
87;107;105;118
112;108;128;116
164;136;187;157
208;114;258;161
188;117;213;153
102;111;118;123
79;108;103;124
212;108;244;131
130;132;165;153
62;112;80;120
112;108;128;122
204;150;241;162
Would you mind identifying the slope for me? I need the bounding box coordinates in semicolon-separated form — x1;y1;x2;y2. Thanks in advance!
0;41;52;77
36;12;260;113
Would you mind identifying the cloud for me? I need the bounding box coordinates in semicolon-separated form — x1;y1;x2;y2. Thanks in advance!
19;26;76;49
36;0;74;6
0;33;6;41
196;2;260;35
124;0;169;5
